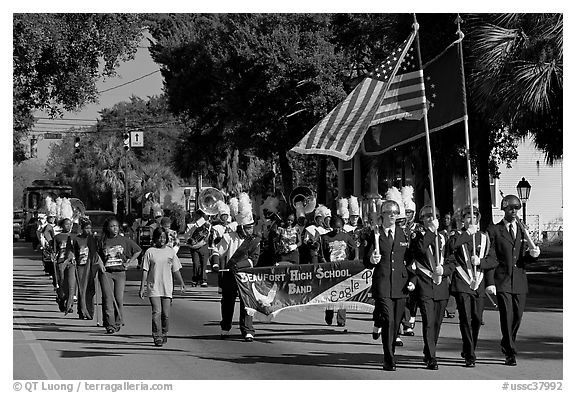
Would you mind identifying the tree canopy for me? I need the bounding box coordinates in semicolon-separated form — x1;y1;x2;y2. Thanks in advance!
13;13;145;164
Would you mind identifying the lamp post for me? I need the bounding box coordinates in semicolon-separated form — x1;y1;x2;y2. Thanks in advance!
516;177;532;223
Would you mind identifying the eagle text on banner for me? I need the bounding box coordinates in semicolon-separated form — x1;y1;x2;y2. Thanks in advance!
362;39;466;155
234;260;375;320
290;31;417;161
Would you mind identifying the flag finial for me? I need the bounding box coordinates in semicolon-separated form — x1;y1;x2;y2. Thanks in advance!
455;14;464;40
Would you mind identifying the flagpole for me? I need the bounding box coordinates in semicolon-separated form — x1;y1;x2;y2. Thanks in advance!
456;15;478;283
412;14;441;279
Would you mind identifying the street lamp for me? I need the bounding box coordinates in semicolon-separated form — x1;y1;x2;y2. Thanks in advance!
516;177;532;223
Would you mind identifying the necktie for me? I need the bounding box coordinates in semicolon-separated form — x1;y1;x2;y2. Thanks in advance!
387;229;393;247
509;223;515;240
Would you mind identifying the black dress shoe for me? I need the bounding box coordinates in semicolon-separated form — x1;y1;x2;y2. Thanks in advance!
505;356;517;366
465;359;476;368
395;337;404;347
382;363;396;371
372;327;381;340
426;359;439;370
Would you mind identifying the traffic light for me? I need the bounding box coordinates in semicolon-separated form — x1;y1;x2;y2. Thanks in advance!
123;133;130;151
30;136;38;158
74;136;81;154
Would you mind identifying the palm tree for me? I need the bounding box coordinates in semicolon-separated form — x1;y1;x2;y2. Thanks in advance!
468;13;562;162
465;13;562;227
89;136;127;214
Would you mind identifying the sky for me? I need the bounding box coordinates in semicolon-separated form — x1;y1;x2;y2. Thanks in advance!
31;38;164;161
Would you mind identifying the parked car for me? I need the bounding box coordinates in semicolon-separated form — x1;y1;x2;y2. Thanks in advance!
84;210;117;238
13;210;25;242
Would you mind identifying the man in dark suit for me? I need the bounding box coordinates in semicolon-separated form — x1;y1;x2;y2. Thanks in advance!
446;205;498;367
410;205;454;370
487;195;540;366
363;198;416;371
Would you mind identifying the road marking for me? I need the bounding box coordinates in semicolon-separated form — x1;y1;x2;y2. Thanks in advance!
14;310;61;379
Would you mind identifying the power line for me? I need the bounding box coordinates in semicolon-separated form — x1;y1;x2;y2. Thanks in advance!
34;117;97;122
98;70;161;94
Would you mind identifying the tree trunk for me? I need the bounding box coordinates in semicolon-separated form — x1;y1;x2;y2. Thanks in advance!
278;148;293;198
317;155;327;205
473;121;494;231
112;194;118;215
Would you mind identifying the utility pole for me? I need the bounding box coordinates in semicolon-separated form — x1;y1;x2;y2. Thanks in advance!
124;119;130;217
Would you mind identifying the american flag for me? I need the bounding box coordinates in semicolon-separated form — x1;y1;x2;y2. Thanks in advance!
370;45;426;125
291;31;422;161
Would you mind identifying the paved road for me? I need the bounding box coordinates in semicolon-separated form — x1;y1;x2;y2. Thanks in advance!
13;241;563;381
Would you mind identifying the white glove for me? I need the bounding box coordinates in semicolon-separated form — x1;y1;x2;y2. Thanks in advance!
471;255;481;266
427;219;439;233
529;246;541;258
466;224;478;236
434;264;444;276
486;285;496;295
370;252;381;265
407;282;415;292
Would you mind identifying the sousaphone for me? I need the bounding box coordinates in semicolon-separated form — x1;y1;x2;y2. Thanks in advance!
198;187;225;216
289;186;317;215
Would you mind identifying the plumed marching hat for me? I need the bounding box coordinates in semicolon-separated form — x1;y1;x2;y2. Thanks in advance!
236;192;254;226
314;204;331;219
228;197;239;219
336;197;349;219
401;185;416;212
385;187;405;219
45;196;58;217
348;196;360;216
59;197;74;221
215;200;230;217
260;196;279;219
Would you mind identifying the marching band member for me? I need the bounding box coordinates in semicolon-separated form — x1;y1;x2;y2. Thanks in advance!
446;205;497;367
410;205;454;370
209;200;232;271
98;217;142;334
400;186;418;337
347;195;370;260
275;211;301;265
184;209;211;287
337;198;353;233
302;205;331;265
385;187;408;347
320;215;357;328
74;218;99;320
160;217;180;254
53;215;77;315
219;193;261;342
487;195;541;367
363;198;415;371
257;196;281;267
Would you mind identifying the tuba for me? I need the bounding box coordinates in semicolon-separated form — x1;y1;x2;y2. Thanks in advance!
289;186;317;215
198;187;224;217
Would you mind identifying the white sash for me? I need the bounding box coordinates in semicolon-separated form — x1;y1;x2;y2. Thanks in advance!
423;234;445;285
456;232;487;290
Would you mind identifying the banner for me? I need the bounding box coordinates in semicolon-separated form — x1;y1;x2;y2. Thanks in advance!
234;260;375;320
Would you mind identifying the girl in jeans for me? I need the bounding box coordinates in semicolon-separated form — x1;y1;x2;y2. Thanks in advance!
139;227;186;346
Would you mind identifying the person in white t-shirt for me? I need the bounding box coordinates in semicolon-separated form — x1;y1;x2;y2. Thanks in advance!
139;227;186;347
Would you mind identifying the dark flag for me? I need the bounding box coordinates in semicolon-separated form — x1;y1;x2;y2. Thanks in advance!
362;39;466;155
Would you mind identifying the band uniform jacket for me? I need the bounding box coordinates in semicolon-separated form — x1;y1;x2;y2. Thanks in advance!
225;234;262;272
362;225;415;299
486;220;537;295
410;226;454;300
446;229;498;297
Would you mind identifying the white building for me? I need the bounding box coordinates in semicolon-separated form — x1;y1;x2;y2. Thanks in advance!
490;138;563;242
